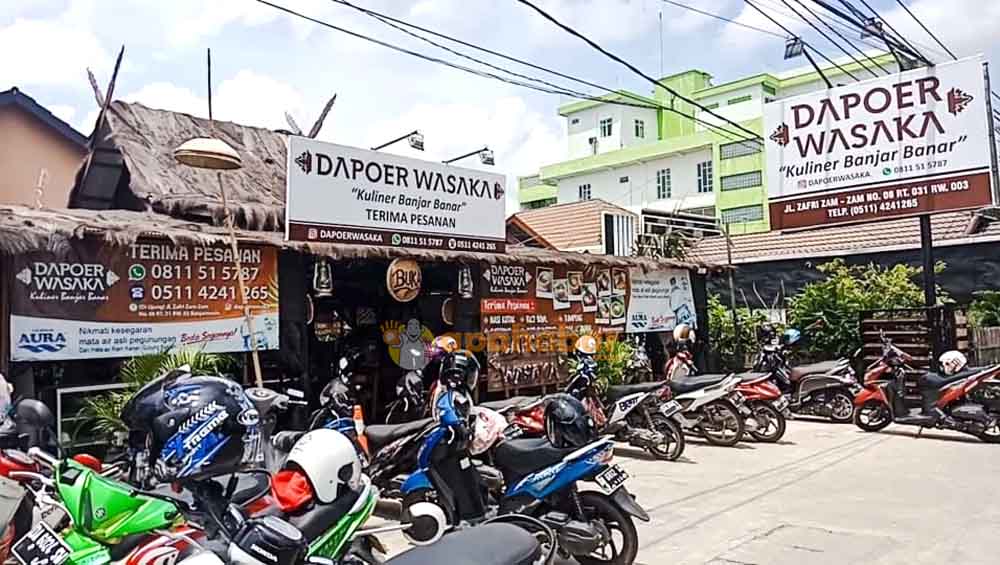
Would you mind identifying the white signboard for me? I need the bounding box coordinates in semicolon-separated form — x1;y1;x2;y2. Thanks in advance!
764;56;993;230
625;269;696;333
286;137;506;253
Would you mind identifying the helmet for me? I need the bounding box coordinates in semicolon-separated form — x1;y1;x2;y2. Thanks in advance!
469;407;507;455
439;349;480;391
672;324;695;344
782;328;802;346
575;335;598;356
757;324;778;344
939;351;968;376
544;394;596;449
283;429;362;504
122;373;261;483
432;335;459;355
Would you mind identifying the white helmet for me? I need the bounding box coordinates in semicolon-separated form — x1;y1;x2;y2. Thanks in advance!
939;351;968;376
284;429;362;504
673;323;695;344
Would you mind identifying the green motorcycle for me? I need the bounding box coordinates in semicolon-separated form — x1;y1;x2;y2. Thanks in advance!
12;443;444;565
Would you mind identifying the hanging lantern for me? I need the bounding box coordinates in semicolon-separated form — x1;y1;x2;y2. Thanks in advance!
313;258;333;297
458;264;474;298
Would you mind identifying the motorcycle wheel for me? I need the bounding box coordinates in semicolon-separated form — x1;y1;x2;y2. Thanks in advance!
977;419;1000;443
829;391;856;423
575;491;638;565
853;400;891;432
747;402;786;443
647;413;685;461
699;400;745;447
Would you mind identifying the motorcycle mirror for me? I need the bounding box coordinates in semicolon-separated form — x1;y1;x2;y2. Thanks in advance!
403;501;447;546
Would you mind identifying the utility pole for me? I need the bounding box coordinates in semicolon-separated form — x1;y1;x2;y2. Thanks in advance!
723;222;742;368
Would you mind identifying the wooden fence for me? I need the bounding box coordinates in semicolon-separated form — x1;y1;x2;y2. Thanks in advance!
971;326;1000;365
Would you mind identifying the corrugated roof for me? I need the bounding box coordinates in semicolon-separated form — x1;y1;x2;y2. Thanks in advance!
691;211;1000;265
511;199;636;251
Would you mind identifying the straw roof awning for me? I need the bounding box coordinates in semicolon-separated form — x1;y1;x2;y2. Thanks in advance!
0;206;719;272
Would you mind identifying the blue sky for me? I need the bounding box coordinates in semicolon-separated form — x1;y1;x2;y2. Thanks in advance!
2;0;995;213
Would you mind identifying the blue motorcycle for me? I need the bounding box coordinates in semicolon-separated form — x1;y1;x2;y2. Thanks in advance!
401;429;648;565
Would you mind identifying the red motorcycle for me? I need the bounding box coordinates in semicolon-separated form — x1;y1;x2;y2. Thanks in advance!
854;333;1000;442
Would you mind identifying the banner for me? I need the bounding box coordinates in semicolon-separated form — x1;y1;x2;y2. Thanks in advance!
625;269;696;333
10;239;279;361
286;137;506;253
481;263;630;392
765;56;994;230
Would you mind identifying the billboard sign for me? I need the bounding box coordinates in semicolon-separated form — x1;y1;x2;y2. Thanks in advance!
625;268;696;333
765;57;993;230
10;239;279;361
286;136;506;253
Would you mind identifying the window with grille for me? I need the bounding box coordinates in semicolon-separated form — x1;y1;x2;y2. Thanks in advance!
619;176;629;183
727;94;752;105
720;171;763;191
721;205;764;224
600;118;613;137
656;169;671;200
579;184;592;200
763;84;777;96
720;141;761;160
634;119;645;139
697;161;713;193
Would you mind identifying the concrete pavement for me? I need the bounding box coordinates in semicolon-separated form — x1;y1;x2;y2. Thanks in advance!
380;420;1000;564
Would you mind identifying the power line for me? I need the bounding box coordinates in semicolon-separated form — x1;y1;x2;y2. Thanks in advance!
781;0;880;78
850;0;926;58
891;0;958;60
745;0;860;81
659;0;786;38
323;0;760;143
792;0;889;75
513;0;764;142
810;0;931;67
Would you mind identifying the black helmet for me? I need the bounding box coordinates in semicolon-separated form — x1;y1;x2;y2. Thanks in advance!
757;323;778;345
122;373;262;483
544;394;596;448
439;349;480;391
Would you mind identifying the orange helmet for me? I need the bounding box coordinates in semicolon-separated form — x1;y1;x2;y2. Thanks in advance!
575;335;598;355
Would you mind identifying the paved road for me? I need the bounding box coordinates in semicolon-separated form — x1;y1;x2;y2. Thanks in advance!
381;420;1000;564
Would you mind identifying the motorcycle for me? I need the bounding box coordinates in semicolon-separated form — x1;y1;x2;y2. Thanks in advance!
506;354;685;461
385;370;427;425
853;334;1000;442
754;326;860;423
664;340;786;443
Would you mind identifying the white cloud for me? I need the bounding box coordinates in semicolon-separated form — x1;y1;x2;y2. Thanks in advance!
47;104;77;125
718;3;801;52
880;0;1000;63
0;1;110;89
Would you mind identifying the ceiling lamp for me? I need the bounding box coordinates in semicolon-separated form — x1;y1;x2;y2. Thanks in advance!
173;137;243;170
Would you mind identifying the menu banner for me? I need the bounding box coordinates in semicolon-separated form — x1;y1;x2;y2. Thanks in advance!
10;239;279;361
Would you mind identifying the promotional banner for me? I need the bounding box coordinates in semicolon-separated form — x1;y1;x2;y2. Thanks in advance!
481;263;630;392
10;239;279;361
286;136;506;253
765;56;994;230
625;269;696;333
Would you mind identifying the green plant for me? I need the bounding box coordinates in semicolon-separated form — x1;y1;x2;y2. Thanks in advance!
787;259;944;358
78;349;233;443
595;337;635;390
970;291;1000;327
707;294;768;369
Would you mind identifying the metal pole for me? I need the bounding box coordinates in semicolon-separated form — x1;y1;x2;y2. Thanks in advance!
723;223;742;367
443;147;488;164
371;130;417;151
919;214;940;371
983;62;999;204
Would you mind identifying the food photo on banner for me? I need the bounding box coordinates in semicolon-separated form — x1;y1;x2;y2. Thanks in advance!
9;238;279;361
480;263;631;392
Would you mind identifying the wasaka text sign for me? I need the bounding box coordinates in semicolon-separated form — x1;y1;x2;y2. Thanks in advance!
286;137;506;252
764;56;994;230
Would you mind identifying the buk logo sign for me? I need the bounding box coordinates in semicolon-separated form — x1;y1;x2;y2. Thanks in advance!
18;330;67;354
386;258;421;302
295;150;313;174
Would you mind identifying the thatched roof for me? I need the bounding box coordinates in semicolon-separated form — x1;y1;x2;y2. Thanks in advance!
0;206;718;272
73;101;286;230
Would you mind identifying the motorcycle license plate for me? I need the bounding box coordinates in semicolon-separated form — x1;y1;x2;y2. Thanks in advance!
660;400;682;417
594;464;629;495
773;396;790;411
12;522;71;565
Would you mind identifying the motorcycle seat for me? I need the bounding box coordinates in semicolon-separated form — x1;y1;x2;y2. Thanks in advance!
480;396;538;413
920;368;982;390
789;360;845;382
669;374;729;395
387;523;539;565
493;437;576;485
365;418;433;452
287;487;362;542
738;371;771;384
605;382;663;403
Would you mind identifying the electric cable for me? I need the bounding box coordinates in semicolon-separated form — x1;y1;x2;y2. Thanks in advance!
782;0;880;77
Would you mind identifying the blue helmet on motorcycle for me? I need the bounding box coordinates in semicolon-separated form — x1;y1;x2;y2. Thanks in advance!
122;373;262;483
782;328;802;346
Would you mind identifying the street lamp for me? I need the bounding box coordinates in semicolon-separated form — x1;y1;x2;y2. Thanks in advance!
371;130;424;151
783;37;832;89
444;146;494;166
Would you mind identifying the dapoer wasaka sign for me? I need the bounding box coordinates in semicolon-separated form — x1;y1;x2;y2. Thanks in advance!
286;137;506;253
765;56;994;230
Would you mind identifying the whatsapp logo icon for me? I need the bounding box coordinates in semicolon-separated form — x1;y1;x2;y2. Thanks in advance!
128;264;146;281
391;234;402;246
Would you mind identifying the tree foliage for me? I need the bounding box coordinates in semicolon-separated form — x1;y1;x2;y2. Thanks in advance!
707;294;768;368
787;259;940;357
970;291;1000;327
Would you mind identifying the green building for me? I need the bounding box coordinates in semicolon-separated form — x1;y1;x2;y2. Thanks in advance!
518;55;897;236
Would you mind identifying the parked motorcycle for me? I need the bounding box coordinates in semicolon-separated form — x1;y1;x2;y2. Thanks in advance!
853;334;1000;442
753;325;860;423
